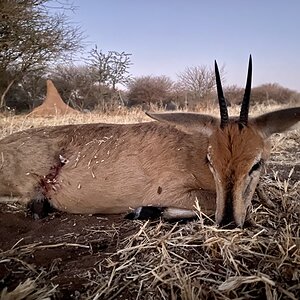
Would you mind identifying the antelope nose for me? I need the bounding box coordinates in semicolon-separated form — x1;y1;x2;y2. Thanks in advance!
218;197;235;227
219;215;236;228
218;215;245;229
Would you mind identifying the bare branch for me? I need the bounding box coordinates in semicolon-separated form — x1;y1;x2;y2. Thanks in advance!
0;0;84;108
87;46;132;90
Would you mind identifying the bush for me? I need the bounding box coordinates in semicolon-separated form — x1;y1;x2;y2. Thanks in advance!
251;83;299;105
126;76;174;109
224;85;244;105
223;83;300;106
49;65;121;111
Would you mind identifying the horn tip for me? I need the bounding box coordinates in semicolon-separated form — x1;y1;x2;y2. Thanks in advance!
214;60;220;73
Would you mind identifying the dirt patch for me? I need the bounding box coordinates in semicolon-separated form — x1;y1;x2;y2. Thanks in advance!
0;206;138;299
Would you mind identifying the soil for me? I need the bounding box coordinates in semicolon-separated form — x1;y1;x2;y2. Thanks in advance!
0;206;139;299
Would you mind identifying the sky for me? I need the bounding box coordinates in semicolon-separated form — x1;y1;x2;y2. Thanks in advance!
62;0;300;91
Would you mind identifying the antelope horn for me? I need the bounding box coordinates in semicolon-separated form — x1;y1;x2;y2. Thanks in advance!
239;55;252;125
215;60;228;128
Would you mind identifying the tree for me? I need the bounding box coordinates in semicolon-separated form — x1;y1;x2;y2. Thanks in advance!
176;64;225;107
0;0;83;108
88;46;132;90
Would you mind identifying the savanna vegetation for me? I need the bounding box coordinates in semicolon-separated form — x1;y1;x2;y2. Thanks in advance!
0;1;299;300
1;1;299;114
0;106;299;300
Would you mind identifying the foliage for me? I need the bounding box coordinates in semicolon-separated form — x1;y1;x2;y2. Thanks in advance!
0;0;83;108
126;75;175;109
224;85;244;105
175;64;225;108
88;46;132;90
225;83;300;106
49;64;96;110
251;83;300;105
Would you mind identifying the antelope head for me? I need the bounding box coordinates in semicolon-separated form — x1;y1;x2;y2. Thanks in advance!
147;56;300;227
209;55;267;227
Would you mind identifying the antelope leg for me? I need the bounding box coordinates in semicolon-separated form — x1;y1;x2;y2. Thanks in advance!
26;190;54;219
125;206;197;221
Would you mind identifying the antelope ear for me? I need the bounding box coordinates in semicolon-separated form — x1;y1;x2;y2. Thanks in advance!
252;107;300;137
145;112;219;136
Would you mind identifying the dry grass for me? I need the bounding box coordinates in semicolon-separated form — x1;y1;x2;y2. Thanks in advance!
0;104;299;299
0;107;147;139
0;103;292;138
86;195;299;299
0;278;57;300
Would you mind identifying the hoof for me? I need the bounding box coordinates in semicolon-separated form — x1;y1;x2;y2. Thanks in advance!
27;196;53;219
125;206;197;222
125;206;165;220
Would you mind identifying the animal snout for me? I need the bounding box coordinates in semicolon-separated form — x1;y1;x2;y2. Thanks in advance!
217;196;246;228
219;216;244;229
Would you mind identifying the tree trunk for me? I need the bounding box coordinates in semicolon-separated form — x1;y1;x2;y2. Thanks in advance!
0;79;16;109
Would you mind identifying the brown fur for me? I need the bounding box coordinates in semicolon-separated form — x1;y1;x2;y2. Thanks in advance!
207;124;271;225
0;122;216;213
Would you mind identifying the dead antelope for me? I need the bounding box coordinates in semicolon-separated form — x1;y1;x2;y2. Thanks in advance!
0;56;299;227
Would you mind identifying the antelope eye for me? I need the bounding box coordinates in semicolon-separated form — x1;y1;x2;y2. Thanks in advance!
249;160;263;175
